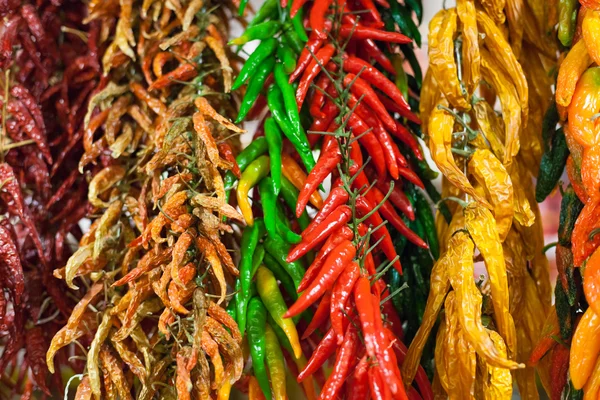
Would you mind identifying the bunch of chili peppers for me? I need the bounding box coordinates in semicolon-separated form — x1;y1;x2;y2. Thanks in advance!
0;0;101;397
44;1;253;399
227;0;445;398
531;0;600;397
401;0;559;398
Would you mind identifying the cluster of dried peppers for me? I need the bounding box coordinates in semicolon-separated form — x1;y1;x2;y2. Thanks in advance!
228;0;443;398
402;0;559;398
44;1;250;399
0;0;101;396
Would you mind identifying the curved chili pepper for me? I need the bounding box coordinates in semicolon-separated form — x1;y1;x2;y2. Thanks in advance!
296;44;336;109
290;33;325;82
346;113;387;177
310;75;330;118
277;43;297;74
301;290;331;340
369;171;415;220
310;0;334;39
264;323;286;400
302;187;350;238
282;153;323;209
285;240;356;318
331;262;360;343
368;363;392;400
280;177;311;231
296;143;341;218
231;21;282;46
236;57;275;123
224;137;268;191
247;298;272;399
297;328;338;382
298;226;354;292
264;253;298;301
388;118;424;160
264;235;306;290
347;355;369;400
258;178;281;240
237;155;270;226
217;142;241;178
287;205;353;262
233;39;278;90
341;25;411;42
363;39;396;75
344;74;396;132
321;323;360;399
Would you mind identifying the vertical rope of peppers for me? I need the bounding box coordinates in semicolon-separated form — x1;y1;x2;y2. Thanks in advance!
230;0;443;398
45;1;249;399
0;1;100;396
401;0;557;398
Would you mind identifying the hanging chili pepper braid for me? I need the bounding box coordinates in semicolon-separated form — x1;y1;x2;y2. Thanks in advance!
401;0;558;398
228;0;441;398
0;1;101;396
45;1;248;399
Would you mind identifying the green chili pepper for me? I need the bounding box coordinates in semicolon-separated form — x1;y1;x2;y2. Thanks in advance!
420;178;451;224
226;296;237;321
234;280;247;336
238;0;249;16
280;177;310;231
277;43;297;74
559;185;584;246
267;83;315;172
231;21;282;46
264;235;305;289
282;25;305;54
252;244;266;278
542;99;559;152
240;220;264;301
403;0;423;23
287;4;308;42
558;0;578;47
265;323;287;400
263;253;298;301
413;189;439;259
536;127;569;203
554;278;574;340
276;206;302;244
238;156;271;226
400;44;422;89
257;266;303;358
236;57;276;123
247;297;272;399
392;54;409;100
233;39;278;91
258;177;280;240
224;137;268;192
248;0;278;28
264;117;283;194
388;2;421;46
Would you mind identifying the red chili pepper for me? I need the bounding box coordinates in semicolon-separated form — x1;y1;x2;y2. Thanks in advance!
297;44;336;109
309;99;338;144
399;168;425;190
346;113;387;177
355;196;402;273
297;328;338;382
310;75;331;119
387;118;424;160
347;355;370;400
148;63;197;91
217;142;241;178
408;387;424;400
290;0;309;17
320;323;359;399
303;187;350;237
296;142;341;217
381;294;404;340
310;0;334;39
302;291;331;340
0;225;25;306
344;74;396;132
391;139;409;167
298;226;354;292
286;240;356;317
287;205;353;262
350;139;364;168
369;365;392;400
354;0;385;26
341;25;410;43
331;261;360;343
290;33;326;82
6;100;52;163
369;172;414;220
550;345;570;400
355;276;379;357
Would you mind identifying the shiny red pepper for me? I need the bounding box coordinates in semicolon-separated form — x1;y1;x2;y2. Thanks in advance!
345;113;387;177
303;187;350;237
363;39;396;75
341;25;411;43
344;73;396;132
297;44;336;109
320;323;359;399
298;328;338;382
331;261;360;343
310;74;331;118
217;142;241;178
302;290;331;339
309;0;334;39
347;355;370;400
290;33;325;82
290;0;309;17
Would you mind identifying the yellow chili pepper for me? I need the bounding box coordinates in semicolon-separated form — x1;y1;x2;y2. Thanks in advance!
419;69;442;133
465;203;517;358
570;307;600;389
264;324;287;400
216;376;232;400
584;355;600;400
281;153;323;209
248;375;267;400
583;10;600;65
446;230;522;369
472;100;506;162
556;39;593;109
506;162;535;227
237;155;270;226
456;0;480;95
434;317;449;392
483;330;513;399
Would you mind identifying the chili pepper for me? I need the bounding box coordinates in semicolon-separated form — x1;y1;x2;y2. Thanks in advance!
310;75;330;119
236;57;275;123
217;142;241;179
275;208;303;244
247;298;272;399
310;0;334;39
227;296;237;322
340;25;411;43
238;220;264;334
249;0;278;27
264;323;287;400
528;307;560;366
264;235;306;289
233;39;278;90
290;0;309;17
347;355;369;400
286;240;356;318
555;277;575;343
557;41;593;114
556;245;578;307
277;44;297;75
572;198;600;266
536;128;570;202
344;74;396;132
321;323;360;399
290;3;309;42
570;307;600;389
361;38;396;75
298;328;338;382
558;0;578;46
373;178;414;220
264;253;298;300
345;113;387;177
261;118;283;195
303;188;350;237
283;22;305;54
298;226;354;292
280;177;311;231
302;290;331;339
256;266;302;358
224;137;268;191
296;144;341;218
231;21;282;46
296;44;336;109
258;177;281;240
237;155;270;226
287;205;353;262
267;85;315;173
331;262;360;343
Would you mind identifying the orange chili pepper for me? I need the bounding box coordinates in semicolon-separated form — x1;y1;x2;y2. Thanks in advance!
585;247;600;317
556;40;593;110
570;307;600;389
281;153;323;209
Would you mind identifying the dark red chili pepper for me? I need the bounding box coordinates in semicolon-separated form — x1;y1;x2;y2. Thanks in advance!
302;290;331;340
303;187;350;237
320;323;359;399
368;170;414;220
290;33;325;82
298;328;338;382
344;73;396;132
310;0;334;39
25;327;50;395
296;44;336;109
310;74;330;119
309;99;338;143
0;225;24;306
350;139;364;168
369;363;392;400
286;240;356;317
398;167;425;189
217;142;241;178
355;196;403;272
386;117;424;160
341;25;410;43
331;261;360;343
347;355;370;400
287;205;352;262
550;345;570;400
6;100;51;163
298;226;354;292
363;39;396;75
354;0;384;26
346;113;387;177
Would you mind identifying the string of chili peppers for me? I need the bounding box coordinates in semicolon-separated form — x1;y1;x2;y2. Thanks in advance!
401;0;557;398
229;0;444;398
45;1;250;399
532;0;600;397
0;1;101;396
